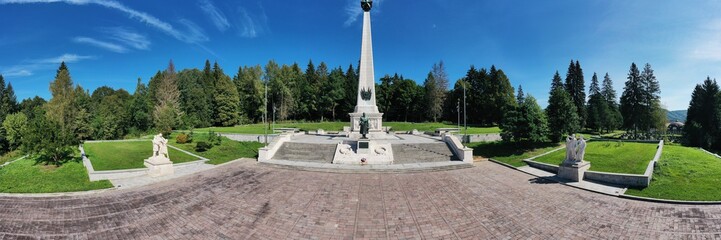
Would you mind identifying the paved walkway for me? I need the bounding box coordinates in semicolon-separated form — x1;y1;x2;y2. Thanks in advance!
1;160;720;239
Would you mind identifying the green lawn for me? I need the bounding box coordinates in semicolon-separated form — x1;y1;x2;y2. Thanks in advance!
0;150;24;165
625;145;721;201
532;141;657;174
84;141;200;171
170;133;264;165
468;141;562;167
0;156;113;193
191;122;499;134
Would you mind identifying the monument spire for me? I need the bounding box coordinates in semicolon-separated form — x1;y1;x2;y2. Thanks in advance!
350;0;383;133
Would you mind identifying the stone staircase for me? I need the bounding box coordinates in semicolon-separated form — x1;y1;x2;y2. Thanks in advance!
271;142;337;163
393;143;459;164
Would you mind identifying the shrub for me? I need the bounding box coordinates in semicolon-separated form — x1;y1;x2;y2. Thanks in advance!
176;133;189;144
195;141;211;152
207;130;222;146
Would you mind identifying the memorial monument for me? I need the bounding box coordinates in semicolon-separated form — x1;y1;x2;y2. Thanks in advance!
558;134;590;182
333;0;394;165
144;133;174;177
349;0;384;135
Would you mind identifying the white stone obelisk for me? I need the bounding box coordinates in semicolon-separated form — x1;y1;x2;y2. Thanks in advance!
350;1;383;133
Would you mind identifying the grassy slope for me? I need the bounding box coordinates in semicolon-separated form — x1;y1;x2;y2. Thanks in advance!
191;122;500;134
169;133;264;165
84;141;199;171
625;145;721;201
0;156;113;193
532;141;657;174
468;141;562;167
0;150;24;165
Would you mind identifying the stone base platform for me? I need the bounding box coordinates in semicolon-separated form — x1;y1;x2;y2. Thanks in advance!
144;157;174;177
558;161;590;182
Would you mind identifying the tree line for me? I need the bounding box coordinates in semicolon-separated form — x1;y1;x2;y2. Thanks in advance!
499;60;665;143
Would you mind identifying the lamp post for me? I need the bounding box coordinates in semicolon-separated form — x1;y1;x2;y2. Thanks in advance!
463;80;467;135
457;100;460;134
264;79;268;146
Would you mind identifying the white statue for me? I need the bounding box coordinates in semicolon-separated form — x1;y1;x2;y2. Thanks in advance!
152;133;169;159
576;135;587;162
565;134;577;162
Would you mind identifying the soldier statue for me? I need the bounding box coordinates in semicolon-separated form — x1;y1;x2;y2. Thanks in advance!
359;113;370;139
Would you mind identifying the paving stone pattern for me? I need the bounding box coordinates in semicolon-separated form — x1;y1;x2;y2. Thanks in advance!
1;160;721;239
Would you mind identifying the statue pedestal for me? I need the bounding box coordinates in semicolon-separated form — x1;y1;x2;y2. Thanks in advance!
333;140;393;165
144;156;174;177
558;161;590;182
349;112;384;132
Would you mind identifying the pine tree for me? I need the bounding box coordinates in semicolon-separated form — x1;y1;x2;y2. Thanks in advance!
601;73;622;133
177;69;211;128
45;62;78;144
212;63;240;127
152;60;184;136
489;65;516;125
641;63;663;131
501;87;547;143
423;61;449;122
129;78;153;133
565;60;586;129
684;77;721;149
620;63;644;134
586;73;608;132
321;67;346;121
234;65;264;123
547;72;579;142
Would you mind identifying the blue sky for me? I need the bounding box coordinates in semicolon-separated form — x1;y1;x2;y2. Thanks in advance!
1;0;721;110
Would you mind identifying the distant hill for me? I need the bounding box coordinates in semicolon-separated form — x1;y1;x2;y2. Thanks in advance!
667;110;687;123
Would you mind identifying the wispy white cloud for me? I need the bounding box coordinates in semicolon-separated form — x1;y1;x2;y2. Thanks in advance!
102;27;150;50
178;19;209;43
687;20;721;61
199;0;229;32
234;3;269;39
1;53;94;78
1;68;33;77
0;0;208;44
344;0;386;27
36;53;94;64
74;36;127;53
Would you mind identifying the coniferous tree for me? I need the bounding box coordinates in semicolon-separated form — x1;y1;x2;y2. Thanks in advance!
45;62;79;145
212;62;240;126
501;86;547;143
620;63;644;133
601;73;622;133
546;71;579;142
489;65;516;125
641;63;664;131
423;61;449;122
684;77;721;149
152;60;184;136
340;64;358;120
177;69;212;128
129;78;153;133
234;65;264;123
565;60;586;129
586;73;608;132
321;67;346;121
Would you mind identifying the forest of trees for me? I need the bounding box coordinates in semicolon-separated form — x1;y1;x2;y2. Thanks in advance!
0;57;686;163
501;60;665;144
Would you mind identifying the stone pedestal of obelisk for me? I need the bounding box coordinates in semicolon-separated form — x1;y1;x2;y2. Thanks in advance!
349;5;384;135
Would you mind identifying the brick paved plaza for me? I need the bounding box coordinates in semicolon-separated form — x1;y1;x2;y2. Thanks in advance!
1;160;720;239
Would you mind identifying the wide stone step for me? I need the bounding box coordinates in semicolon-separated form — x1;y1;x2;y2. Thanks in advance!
392;143;460;164
272;142;337;163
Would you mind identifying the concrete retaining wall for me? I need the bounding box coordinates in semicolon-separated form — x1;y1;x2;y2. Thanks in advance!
463;134;502;143
525;160;559;174
583;171;650;187
221;134;278;142
582;140;663;188
524;140;664;188
258;133;293;162
442;134;473;163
